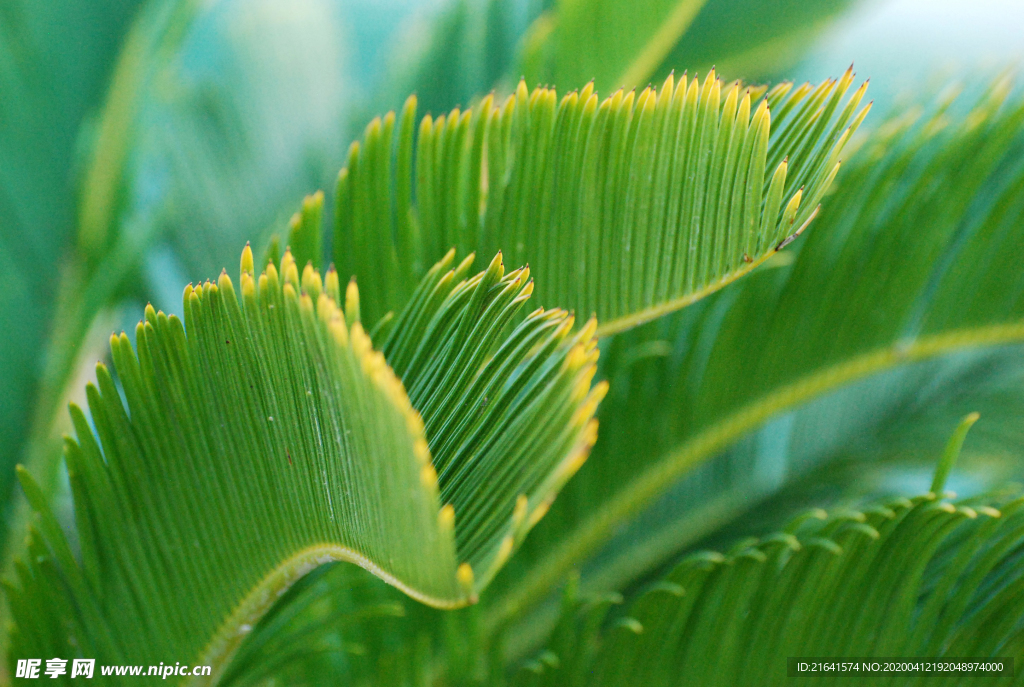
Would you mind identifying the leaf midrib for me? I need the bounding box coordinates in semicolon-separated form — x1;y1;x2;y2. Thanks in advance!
192;542;471;686
593;237;791;337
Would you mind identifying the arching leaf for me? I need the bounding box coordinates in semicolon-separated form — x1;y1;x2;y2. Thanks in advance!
334;70;869;333
485;79;1024;640
6;246;603;681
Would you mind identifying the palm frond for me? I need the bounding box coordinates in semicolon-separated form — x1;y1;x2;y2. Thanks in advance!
335;70;868;333
6;245;602;680
486;79;1024;638
519;0;863;93
513;422;1024;686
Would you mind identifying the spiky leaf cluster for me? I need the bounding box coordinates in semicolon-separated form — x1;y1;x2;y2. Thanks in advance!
335;70;868;332
7;246;602;681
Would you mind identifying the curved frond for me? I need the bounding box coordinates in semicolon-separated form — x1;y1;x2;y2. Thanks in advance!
515;476;1024;684
487;79;1024;635
335;70;868;333
6;246;602;681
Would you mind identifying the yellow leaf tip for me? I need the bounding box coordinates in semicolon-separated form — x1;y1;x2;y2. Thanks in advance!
457;563;474;591
513;494;528;529
495;535;514;568
241;243;254;275
420;463;438;490
413;437;430;464
527;499;551;529
439;504;455;529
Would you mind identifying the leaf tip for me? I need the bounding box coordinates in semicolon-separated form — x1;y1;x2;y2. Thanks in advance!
513;494;528;529
495;536;514;569
345;278;361;325
439;504;455;530
930;412;980;494
420;463;438;490
241;243;254;276
457;562;475;591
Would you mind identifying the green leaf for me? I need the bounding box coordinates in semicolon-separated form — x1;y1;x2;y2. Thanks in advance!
0;0;206;626
485;78;1024;639
0;0;142;273
655;0;861;82
513;484;1024;686
286;191;325;272
525;0;711;92
0;0;144;536
1;0;357;626
335;70;868;334
76;0;202;260
930;412;980;495
7;246;603;680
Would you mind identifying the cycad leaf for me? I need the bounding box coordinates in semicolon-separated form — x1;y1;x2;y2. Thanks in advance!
7;246;602;680
335;70;869;334
486;79;1024;636
514;484;1024;686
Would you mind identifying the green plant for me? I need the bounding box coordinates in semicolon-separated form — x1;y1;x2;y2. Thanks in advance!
4;1;1024;685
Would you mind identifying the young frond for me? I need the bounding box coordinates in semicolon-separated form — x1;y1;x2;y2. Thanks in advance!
335;69;869;334
6;246;602;681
